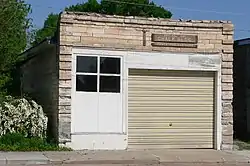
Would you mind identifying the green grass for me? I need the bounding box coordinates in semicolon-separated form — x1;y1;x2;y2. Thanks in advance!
0;133;72;151
234;140;250;150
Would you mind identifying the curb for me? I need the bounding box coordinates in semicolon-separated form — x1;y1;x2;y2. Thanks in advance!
0;159;249;165
58;159;160;165
6;159;50;165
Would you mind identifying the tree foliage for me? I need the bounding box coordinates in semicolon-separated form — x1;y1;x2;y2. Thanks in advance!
0;0;31;96
32;0;172;46
32;13;59;46
99;0;172;18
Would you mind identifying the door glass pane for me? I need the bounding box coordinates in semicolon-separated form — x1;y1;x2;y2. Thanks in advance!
77;56;97;73
100;57;120;74
76;75;97;92
100;76;120;93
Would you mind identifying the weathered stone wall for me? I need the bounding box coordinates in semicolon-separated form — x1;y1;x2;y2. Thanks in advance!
58;11;234;149
21;46;59;142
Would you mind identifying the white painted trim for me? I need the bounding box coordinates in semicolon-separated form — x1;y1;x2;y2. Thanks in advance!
71;51;76;134
73;48;218;57
121;53;127;134
215;64;222;150
71;48;222;150
76;73;98;75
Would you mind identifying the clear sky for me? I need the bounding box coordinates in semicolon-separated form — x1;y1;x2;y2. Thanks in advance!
25;0;250;40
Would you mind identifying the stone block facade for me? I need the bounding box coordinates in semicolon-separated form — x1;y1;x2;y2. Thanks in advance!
58;12;234;150
20;11;234;150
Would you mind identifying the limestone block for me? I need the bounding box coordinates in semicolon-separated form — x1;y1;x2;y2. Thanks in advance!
58;114;71;140
222;135;233;144
223;44;234;51
223;24;234;31
222;75;233;83
222;102;233;113
59;96;71;106
59;70;71;80
214;44;223;49
222;54;233;62
223;31;234;35
222;68;233;75
222;62;233;68
209;40;222;44
60;54;72;62
221;144;233;150
60;61;72;70
222;124;233;136
222;83;233;91
222;49;234;54
59;87;71;97
71;26;88;33
198;44;214;49
198;34;217;40
59;106;71;114
222;115;233;125
59;80;72;88
222;39;234;45
61;36;81;44
199;40;210;44
222;91;233;100
60;46;72;54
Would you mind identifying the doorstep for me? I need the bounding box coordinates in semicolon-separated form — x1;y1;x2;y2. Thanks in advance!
0;150;249;165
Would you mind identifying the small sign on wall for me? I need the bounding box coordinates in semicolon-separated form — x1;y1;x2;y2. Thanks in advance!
151;34;198;48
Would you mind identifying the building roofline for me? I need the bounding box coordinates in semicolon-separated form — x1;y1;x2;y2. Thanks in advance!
18;37;56;66
235;37;250;43
234;38;250;46
20;37;55;57
60;11;232;24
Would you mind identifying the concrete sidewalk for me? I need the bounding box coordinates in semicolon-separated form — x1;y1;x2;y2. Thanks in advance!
0;150;249;165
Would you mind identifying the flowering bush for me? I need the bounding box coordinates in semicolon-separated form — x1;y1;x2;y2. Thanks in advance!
0;96;47;138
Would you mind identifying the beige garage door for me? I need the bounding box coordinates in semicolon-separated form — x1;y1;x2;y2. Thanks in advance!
128;69;215;149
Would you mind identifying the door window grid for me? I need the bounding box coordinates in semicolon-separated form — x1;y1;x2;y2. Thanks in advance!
76;55;121;93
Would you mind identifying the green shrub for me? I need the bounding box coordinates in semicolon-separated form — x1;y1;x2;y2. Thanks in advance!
0;96;47;138
0;133;71;151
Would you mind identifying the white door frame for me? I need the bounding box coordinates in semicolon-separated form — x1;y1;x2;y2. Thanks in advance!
71;51;124;135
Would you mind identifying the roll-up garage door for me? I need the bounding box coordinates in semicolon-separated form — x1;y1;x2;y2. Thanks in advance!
128;69;215;149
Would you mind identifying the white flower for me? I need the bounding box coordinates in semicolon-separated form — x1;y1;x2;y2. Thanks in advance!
0;96;48;138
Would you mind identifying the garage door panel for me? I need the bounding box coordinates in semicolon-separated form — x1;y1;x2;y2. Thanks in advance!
128;139;213;143
129;85;213;89
129;94;214;97
129;80;214;85
128;128;213;133
128;69;215;149
129;112;213;117
128;122;213;128
129;101;213;105
128;142;213;148
128;133;213;136
129;88;213;93
129;133;213;140
130;105;213;108
128;126;213;130
129;97;214;102
129;69;214;77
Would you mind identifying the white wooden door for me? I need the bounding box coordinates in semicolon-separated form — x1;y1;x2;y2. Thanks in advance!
72;54;123;134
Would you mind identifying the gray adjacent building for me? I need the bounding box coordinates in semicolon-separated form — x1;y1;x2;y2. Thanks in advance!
234;38;250;140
